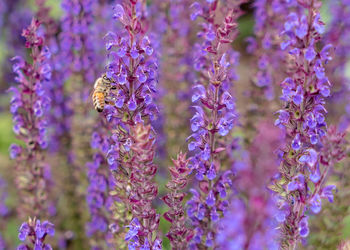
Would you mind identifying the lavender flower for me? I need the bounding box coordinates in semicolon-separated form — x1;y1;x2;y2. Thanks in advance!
271;1;345;248
17;217;55;250
9;18;53;219
186;1;244;248
162;152;193;248
103;2;158;122
100;1;160;248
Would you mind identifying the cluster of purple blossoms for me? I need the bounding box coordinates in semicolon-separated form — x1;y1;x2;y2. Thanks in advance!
100;0;161;248
186;0;245;248
0;234;5;250
103;2;158;123
9;18;53;218
60;1;105;246
216;194;278;249
17;218;55;250
272;0;345;247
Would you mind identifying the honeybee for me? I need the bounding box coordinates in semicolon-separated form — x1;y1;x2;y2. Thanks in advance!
92;74;115;112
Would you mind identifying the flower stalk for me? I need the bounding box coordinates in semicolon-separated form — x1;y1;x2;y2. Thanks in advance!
10;18;53;219
162;152;193;248
271;0;345;248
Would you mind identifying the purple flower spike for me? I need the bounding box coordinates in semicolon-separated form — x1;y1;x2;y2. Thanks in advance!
186;1;246;248
271;0;347;248
96;0;162;247
10;18;54;218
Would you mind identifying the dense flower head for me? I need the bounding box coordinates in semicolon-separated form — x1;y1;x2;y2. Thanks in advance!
97;1;162;248
17;218;55;250
168;0;191;37
186;0;245;248
0;233;6;250
216;196;278;250
101;0;160;195
0;1;5;29
271;0;346;247
86;152;109;235
145;0;168;161
158;0;195;159
101;0;159;181
103;8;158;123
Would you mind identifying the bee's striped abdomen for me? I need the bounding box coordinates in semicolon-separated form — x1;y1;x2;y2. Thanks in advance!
93;91;105;112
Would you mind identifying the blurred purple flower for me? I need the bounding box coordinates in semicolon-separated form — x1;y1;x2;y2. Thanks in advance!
17;218;54;250
10;18;53;218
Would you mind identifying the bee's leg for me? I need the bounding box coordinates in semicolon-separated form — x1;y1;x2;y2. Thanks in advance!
105;100;115;105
